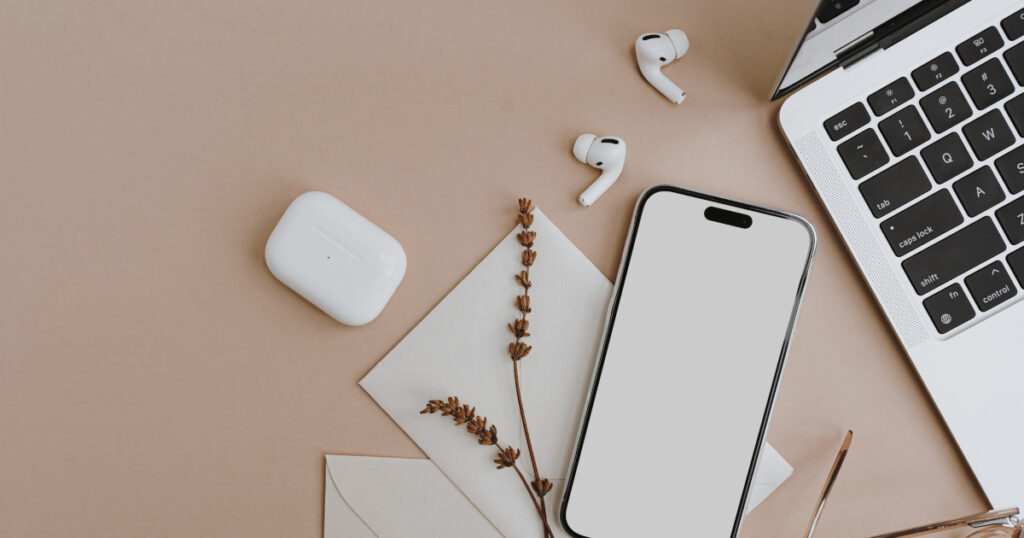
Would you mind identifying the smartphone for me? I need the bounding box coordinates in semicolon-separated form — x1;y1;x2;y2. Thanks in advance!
560;185;816;537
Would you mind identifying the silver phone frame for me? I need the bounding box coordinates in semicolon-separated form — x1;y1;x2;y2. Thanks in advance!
560;184;817;537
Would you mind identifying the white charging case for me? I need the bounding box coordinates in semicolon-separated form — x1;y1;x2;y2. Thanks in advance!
265;191;406;326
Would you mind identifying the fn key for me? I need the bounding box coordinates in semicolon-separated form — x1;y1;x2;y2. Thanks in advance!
923;283;975;334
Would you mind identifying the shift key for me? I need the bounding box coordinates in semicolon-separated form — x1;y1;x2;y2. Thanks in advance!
903;217;1006;295
881;190;963;256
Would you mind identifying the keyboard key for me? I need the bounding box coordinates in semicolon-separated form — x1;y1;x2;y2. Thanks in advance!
1008;247;1024;286
902;217;1006;295
956;27;1004;66
816;0;860;23
838;129;890;179
919;82;972;133
1008;95;1024;136
921;133;974;183
996;145;1024;193
881;190;963;257
912;52;960;91
965;261;1017;312
954;166;1006;216
879;106;931;156
964;110;1015;160
1003;8;1024;41
868;78;915;117
824;102;870;141
1006;42;1024;84
923;283;975;333
962;59;1015;110
996;195;1024;244
859;157;932;218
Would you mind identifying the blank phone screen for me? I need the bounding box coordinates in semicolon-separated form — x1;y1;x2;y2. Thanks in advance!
562;188;814;537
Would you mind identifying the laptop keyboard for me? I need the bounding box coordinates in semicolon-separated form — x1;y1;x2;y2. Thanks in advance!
825;7;1024;335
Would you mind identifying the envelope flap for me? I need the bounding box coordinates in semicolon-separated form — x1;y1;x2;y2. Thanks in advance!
325;455;500;537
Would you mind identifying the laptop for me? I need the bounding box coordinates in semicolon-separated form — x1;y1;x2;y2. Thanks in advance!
776;0;1024;509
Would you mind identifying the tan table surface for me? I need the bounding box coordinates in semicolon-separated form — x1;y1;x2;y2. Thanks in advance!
0;1;992;536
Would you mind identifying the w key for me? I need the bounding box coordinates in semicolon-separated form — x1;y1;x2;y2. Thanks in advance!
879;106;931;156
881;190;963;257
964;110;1015;160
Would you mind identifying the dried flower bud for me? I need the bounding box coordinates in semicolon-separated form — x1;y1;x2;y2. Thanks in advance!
451;404;475;425
466;416;488;435
521;249;537;267
478;424;498;446
516;212;534;228
517;231;536;248
514;270;532;289
532;478;553;497
518;198;534;215
494;446;521;469
508;341;532;361
508;318;530;338
515;295;531;313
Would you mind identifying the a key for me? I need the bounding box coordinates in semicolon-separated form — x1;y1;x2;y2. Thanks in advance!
838;128;890;180
879;106;931;156
995;195;1024;244
962;59;1015;110
1008;94;1024;136
912;52;960;91
881;190;963;257
1003;8;1024;41
922;283;975;333
902;217;1006;295
954;166;1006;216
1006;42;1024;85
859;157;932;218
956;27;1004;66
965;261;1017;312
995;145;1024;194
964;110;1015;160
824;102;870;141
1008;247;1024;286
919;82;972;133
816;0;860;23
920;133;974;183
868;78;915;117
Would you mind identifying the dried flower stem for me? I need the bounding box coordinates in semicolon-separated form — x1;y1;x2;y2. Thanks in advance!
509;198;553;537
421;397;553;537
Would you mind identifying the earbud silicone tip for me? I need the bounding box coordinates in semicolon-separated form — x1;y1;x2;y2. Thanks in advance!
572;134;596;163
665;29;689;58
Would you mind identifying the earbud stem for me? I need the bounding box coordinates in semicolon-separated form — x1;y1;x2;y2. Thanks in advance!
578;167;622;207
640;65;686;104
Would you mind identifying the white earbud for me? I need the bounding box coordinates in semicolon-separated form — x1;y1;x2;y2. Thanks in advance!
573;134;626;207
635;29;689;104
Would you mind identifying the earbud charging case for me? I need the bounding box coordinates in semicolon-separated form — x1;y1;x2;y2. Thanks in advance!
265;191;406;326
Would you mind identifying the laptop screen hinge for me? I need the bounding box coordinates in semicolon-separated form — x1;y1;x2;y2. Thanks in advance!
837;30;879;68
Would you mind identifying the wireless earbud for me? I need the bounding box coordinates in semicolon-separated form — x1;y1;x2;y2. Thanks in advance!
573;134;626;207
635;29;689;104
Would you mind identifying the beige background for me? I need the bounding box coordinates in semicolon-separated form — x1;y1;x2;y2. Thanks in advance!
0;1;991;536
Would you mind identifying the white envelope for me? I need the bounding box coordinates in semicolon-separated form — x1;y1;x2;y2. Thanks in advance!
356;209;792;537
324;455;500;537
